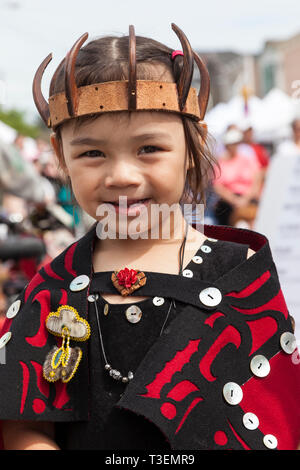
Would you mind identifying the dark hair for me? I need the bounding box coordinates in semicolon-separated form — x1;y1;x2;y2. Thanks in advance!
291;118;300;130
50;34;216;205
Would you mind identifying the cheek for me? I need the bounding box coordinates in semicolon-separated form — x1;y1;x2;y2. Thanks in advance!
69;163;99;185
152;158;186;195
67;164;100;204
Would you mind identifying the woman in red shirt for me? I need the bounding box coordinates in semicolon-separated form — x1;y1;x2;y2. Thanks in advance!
213;129;261;226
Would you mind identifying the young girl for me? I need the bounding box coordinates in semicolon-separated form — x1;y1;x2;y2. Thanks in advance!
0;24;299;451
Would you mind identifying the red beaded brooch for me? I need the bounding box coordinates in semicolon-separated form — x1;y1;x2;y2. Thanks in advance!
111;267;147;296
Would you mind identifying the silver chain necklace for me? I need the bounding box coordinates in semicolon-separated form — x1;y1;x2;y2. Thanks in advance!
91;222;189;384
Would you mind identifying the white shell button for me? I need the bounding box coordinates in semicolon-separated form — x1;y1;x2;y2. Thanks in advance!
6;299;21;319
70;275;90;292
182;269;193;278
192;255;203;264
243;412;259;430
280;332;297;354
263;434;278;449
250;355;270;378
88;294;99;302
0;332;12;349
125;305;142;324
223;382;243;405
153;297;165;306
200;245;212;254
199;287;222;307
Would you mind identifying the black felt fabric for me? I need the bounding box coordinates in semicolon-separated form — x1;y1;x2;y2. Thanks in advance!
55;237;249;450
0;222;295;450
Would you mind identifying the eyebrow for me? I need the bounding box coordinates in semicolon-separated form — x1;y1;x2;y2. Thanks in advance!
70;132;172;146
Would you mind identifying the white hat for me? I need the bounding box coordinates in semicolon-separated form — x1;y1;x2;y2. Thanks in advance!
239;119;253;132
223;129;243;145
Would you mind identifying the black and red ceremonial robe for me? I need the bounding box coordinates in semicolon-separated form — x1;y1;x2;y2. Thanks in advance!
0;222;299;450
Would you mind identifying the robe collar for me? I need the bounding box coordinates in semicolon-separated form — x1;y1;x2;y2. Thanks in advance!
42;221;274;314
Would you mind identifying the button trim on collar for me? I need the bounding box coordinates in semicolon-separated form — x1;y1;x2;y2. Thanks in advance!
223;382;243;405
263;434;278;449
199;287;222;307
192;255;203;264
6;299;21;319
182;269;193;278
0;332;12;349
243;412;259;430
70;275;90;292
250;355;270;378
280;332;297;354
200;245;212;254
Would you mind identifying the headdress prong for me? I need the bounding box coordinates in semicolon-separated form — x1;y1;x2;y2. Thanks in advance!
128;25;137;110
64;32;89;117
171;23;194;111
32;53;52;126
193;52;210;120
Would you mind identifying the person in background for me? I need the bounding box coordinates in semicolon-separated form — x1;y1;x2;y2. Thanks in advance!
0;137;55;209
213;129;261;226
13;133;39;163
242;125;270;171
276;118;300;156
215;123;257;160
13;134;26;157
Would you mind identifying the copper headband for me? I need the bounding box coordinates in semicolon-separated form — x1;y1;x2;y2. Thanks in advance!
32;23;210;130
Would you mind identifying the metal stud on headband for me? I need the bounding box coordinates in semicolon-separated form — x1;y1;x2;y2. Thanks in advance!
32;23;210;129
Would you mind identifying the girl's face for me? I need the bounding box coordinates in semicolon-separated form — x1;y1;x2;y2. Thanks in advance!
52;111;189;236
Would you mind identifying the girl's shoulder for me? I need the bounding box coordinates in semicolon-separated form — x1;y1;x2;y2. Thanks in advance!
185;227;251;282
0;227;97;422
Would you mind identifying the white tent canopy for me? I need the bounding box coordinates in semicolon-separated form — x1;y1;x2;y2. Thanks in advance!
206;88;300;143
0;120;17;144
0;120;40;161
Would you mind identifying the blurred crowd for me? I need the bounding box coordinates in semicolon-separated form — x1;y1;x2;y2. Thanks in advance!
1;133;94;234
206;118;300;229
0;132;94;324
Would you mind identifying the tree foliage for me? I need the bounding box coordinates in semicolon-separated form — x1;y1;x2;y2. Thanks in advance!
0;107;40;138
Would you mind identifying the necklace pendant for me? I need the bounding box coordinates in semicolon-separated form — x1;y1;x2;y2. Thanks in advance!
104;363;134;383
111;267;147;296
109;369;122;380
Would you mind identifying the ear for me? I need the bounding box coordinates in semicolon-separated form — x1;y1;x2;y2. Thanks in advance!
187;158;195;171
186;152;195;172
50;132;69;176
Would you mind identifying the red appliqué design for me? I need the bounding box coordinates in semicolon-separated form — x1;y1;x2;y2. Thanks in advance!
16;241;79;416
135;268;297;449
117;268;138;288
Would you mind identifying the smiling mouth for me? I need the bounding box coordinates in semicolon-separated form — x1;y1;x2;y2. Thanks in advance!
102;198;152;216
106;198;151;206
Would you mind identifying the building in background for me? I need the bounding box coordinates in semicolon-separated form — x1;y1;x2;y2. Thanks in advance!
257;31;300;97
193;30;300;108
192;51;247;109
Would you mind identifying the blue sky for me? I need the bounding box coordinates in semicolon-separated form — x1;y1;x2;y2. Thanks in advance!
0;0;300;120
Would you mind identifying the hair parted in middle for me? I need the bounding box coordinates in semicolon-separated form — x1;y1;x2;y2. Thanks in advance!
35;24;216;205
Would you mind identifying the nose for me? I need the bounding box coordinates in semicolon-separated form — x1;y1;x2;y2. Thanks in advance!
104;159;143;189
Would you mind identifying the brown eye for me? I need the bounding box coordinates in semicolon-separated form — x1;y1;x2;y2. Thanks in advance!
80;150;105;158
139;145;162;154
